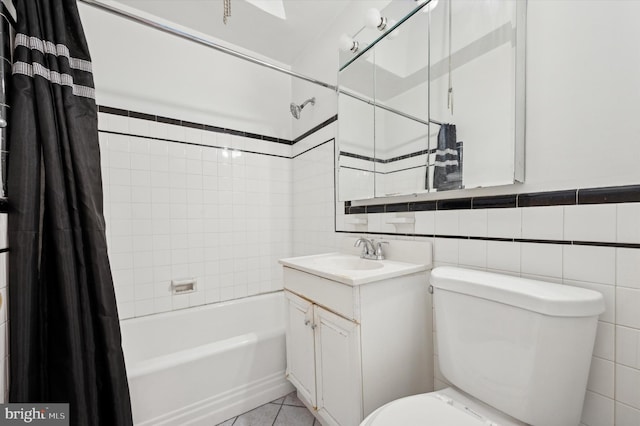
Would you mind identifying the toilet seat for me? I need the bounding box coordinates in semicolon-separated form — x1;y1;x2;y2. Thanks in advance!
361;388;524;426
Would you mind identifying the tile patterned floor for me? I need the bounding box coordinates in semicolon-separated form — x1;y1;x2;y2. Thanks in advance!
216;392;319;426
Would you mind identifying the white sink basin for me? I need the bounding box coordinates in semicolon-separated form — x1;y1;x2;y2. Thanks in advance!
279;253;427;286
313;255;384;271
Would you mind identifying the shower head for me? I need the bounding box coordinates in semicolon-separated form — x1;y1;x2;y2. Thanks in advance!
290;103;301;119
290;97;316;119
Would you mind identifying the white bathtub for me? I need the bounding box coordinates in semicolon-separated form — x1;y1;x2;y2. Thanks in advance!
120;292;294;425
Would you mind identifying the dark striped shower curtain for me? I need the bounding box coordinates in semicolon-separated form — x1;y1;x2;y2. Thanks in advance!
7;1;132;424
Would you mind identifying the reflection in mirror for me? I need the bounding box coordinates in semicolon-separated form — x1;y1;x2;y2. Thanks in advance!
337;0;525;202
428;0;525;191
373;7;430;197
338;48;375;201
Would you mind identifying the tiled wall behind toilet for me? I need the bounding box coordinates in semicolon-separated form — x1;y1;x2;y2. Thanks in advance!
334;198;640;426
99;110;292;319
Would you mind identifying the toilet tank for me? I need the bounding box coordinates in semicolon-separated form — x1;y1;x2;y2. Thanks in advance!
431;267;604;426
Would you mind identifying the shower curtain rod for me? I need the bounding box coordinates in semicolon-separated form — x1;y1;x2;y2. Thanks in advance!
78;0;440;128
78;0;338;91
340;89;442;127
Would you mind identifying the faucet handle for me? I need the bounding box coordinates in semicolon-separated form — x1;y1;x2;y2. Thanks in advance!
375;241;388;258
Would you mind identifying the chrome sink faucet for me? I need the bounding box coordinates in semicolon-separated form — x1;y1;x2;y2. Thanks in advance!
354;237;387;260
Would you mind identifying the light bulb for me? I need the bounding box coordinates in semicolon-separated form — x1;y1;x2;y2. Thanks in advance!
364;8;386;30
339;34;359;53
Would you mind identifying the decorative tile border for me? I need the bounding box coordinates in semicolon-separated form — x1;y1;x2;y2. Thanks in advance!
98;106;337;146
345;185;640;214
99;129;291;159
340;142;462;165
292;115;337;144
335;229;640;250
341;184;640;250
291;138;335;160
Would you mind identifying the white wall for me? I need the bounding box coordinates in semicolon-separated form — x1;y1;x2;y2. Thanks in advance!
79;2;293;140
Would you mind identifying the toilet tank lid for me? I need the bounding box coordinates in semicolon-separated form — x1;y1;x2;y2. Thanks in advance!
430;267;605;317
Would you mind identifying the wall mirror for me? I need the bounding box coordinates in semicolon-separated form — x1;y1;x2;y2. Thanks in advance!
337;0;526;201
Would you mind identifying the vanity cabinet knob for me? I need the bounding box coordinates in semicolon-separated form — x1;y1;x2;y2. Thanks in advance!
304;320;311;326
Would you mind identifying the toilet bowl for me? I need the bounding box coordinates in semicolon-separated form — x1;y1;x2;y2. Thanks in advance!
362;388;526;426
361;267;604;426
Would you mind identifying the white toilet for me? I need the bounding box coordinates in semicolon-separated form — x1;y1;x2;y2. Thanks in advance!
362;266;605;426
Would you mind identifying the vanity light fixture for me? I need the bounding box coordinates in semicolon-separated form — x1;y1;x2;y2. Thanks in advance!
364;8;388;31
339;34;360;53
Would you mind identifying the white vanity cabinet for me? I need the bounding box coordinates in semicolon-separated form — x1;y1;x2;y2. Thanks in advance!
285;290;362;426
281;251;433;426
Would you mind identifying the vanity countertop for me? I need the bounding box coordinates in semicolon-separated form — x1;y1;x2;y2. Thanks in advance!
279;252;428;286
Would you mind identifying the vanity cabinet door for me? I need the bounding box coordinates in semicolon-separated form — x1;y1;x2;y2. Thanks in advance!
285;291;317;408
314;306;362;426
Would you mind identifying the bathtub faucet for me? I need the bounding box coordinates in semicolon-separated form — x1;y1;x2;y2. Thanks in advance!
354;237;385;260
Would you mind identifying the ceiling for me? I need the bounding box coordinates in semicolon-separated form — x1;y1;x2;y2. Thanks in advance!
118;0;355;65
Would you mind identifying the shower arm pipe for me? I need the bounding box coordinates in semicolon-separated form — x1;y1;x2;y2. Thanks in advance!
78;0;338;91
339;89;442;127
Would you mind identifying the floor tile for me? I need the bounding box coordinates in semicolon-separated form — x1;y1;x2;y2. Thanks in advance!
216;417;236;426
270;396;285;405
273;405;315;426
233;403;281;426
283;392;305;407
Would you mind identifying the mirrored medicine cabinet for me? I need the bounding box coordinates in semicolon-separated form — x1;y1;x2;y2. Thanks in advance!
337;0;526;201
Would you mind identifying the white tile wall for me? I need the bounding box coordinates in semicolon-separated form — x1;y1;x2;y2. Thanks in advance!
458;209;488;237
615;402;640;426
564;245;616;285
487;241;520;273
616;203;640;244
100;117;292;319
486;208;521;239
520;242;563;278
582;390;614;426
564;204;617;242
521;205;563;240
292;129;339;256
616;248;640;289
414;211;435;235
435;210;460;236
334;198;640;424
616;365;640;411
617;326;640;369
